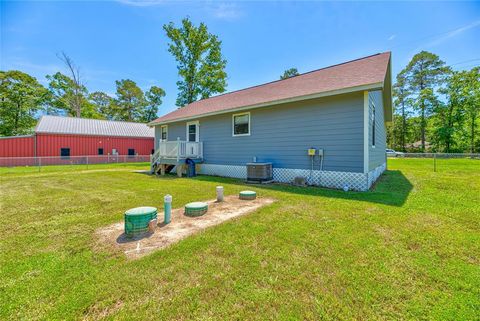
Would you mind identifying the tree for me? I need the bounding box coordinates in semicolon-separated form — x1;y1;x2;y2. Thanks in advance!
89;91;114;119
46;72;89;117
401;51;450;151
164;17;227;107
113;79;145;121
143;86;166;122
433;70;469;152
0;70;49;136
57;52;85;117
392;70;412;151
280;68;299;80
463;67;480;153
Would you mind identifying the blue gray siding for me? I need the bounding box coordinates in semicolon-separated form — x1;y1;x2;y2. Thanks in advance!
158;92;365;172
368;90;387;171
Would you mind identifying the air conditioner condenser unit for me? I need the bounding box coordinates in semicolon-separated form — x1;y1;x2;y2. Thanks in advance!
246;162;273;183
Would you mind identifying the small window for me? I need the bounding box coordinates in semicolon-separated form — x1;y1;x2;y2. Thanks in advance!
371;103;376;147
128;149;135;156
233;112;250;136
98;148;104;155
188;123;197;142
160;125;168;141
112;149;118;155
60;148;70;158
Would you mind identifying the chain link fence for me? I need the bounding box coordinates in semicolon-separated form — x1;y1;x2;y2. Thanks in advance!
398;153;480;159
0;155;151;173
388;153;480;172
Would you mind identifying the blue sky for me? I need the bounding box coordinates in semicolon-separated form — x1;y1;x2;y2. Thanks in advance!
1;0;479;117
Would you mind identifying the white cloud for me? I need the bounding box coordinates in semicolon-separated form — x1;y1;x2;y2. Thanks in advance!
423;20;480;48
116;0;166;7
3;58;62;77
115;0;244;20
210;2;243;20
388;34;396;41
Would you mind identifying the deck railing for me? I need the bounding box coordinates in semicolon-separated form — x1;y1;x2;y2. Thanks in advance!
153;140;203;163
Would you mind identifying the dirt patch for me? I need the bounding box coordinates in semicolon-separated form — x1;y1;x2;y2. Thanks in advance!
96;195;275;259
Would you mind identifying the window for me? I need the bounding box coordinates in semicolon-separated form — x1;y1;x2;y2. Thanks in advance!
128;149;135;156
98;148;104;155
112;149;118;155
160;125;168;141
371;103;376;147
233;112;250;136
186;121;199;142
60;148;70;158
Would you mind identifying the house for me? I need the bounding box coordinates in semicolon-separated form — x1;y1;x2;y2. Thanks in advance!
149;52;392;191
0;116;154;158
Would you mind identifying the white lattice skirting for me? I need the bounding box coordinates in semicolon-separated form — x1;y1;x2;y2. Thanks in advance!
198;162;386;191
367;162;386;189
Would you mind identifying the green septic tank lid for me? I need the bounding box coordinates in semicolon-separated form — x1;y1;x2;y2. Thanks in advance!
240;191;256;196
125;206;157;216
185;202;208;210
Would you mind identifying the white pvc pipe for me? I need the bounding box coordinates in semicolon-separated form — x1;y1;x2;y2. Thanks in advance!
216;186;224;202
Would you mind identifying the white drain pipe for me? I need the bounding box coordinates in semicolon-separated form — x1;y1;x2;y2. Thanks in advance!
216;186;224;202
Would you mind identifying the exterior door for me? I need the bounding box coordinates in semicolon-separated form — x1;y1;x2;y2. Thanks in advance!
186;121;199;157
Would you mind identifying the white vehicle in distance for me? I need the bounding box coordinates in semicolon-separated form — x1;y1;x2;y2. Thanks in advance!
386;149;405;157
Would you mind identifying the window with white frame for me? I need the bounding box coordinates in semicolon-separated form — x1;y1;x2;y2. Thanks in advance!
232;112;250;136
160;125;168;141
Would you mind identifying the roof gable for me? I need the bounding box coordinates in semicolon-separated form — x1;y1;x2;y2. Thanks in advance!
151;52;391;125
35;116;154;138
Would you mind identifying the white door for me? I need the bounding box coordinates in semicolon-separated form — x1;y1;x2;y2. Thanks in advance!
186;121;199;157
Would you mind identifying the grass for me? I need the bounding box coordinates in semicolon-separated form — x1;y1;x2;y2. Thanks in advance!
0;162;151;174
0;159;479;320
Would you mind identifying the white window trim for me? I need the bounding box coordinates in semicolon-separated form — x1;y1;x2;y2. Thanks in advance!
371;101;376;148
186;120;200;142
363;91;369;173
232;112;251;137
160;125;168;142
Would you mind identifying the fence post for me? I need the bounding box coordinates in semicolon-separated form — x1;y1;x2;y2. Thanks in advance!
86;156;89;170
38;157;41;172
434;153;436;172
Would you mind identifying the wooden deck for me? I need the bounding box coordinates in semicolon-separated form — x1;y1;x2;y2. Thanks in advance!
150;140;203;177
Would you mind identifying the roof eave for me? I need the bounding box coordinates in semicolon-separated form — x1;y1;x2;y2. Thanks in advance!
149;82;385;126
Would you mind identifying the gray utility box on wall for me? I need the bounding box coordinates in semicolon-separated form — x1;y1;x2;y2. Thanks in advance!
246;162;273;183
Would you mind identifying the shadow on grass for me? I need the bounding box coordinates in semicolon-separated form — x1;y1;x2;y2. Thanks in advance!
175;170;413;207
140;170;412;207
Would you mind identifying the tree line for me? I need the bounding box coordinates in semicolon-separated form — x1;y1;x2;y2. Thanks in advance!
0;17;228;137
388;51;479;153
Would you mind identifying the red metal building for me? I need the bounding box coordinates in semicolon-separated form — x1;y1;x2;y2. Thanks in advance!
0;116;154;158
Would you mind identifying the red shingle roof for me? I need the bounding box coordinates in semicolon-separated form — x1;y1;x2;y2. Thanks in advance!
151;52;391;124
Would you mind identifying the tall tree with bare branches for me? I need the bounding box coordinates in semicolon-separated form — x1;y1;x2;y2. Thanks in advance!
57;52;84;117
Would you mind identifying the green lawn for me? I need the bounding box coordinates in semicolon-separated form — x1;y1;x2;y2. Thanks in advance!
0;159;479;320
0;161;151;174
